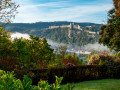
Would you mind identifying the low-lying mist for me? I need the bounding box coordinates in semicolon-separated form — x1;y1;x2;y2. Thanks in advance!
11;32;110;53
83;43;109;51
11;32;30;40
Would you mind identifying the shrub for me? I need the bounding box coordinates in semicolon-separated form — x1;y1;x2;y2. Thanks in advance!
0;69;64;90
88;51;116;65
37;76;63;90
63;53;81;67
88;54;100;65
115;51;120;58
0;70;33;90
85;50;100;64
88;52;120;77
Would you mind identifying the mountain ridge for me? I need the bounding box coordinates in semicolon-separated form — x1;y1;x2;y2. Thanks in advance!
7;21;101;30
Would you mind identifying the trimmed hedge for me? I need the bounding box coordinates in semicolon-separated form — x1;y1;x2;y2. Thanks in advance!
14;65;120;85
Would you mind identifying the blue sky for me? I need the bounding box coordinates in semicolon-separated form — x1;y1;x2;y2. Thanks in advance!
13;0;113;24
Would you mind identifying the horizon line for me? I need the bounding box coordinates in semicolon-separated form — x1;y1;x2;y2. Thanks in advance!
10;21;102;24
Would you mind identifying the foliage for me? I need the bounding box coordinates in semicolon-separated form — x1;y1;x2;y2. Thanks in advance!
83;50;99;64
0;0;19;27
99;0;120;51
12;38;31;64
7;21;101;33
0;28;54;69
115;51;120;58
37;76;63;90
29;36;54;64
0;27;12;58
62;83;75;90
48;58;61;68
14;64;120;85
0;69;64;90
88;54;100;65
63;53;81;67
49;53;82;68
83;25;100;32
88;51;118;65
13;36;54;68
55;45;67;56
0;70;34;90
38;27;99;47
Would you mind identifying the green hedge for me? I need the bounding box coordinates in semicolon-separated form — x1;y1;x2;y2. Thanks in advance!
13;65;120;85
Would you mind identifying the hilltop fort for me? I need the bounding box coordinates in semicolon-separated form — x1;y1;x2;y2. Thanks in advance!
49;23;82;30
49;23;99;38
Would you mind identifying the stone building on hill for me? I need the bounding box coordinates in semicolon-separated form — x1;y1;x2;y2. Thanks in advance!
49;23;82;30
49;23;83;38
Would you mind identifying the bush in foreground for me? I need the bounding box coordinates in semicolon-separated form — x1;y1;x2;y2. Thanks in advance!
0;69;63;90
88;51;119;65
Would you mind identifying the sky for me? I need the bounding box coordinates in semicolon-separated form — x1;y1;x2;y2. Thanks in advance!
13;0;113;24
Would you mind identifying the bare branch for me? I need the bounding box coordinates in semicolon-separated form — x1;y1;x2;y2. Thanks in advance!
0;0;19;27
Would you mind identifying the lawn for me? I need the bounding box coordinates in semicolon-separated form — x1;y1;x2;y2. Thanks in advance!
63;79;120;90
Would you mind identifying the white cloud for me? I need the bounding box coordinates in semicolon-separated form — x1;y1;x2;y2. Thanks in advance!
11;32;30;40
46;4;112;21
12;0;113;23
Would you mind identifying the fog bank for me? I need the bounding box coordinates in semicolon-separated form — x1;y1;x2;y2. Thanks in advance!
11;32;30;40
10;32;110;52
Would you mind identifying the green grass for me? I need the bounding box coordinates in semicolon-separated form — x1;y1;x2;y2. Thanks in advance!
63;79;120;90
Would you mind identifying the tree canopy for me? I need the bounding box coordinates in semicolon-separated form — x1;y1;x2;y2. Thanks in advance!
0;27;54;68
99;0;120;51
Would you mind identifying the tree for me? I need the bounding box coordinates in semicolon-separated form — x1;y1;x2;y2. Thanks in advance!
0;0;19;27
99;0;120;51
55;45;67;57
12;38;31;64
29;35;54;63
0;0;19;66
0;27;12;58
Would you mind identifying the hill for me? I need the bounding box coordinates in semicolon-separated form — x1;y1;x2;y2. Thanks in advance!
6;21;101;31
6;21;101;47
38;27;99;46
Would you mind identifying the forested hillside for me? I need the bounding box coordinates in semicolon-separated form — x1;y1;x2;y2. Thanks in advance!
38;27;99;46
7;21;101;28
6;21;101;32
6;21;100;47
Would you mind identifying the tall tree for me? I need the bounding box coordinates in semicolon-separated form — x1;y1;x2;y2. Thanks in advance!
99;0;120;51
12;38;31;64
29;35;54;63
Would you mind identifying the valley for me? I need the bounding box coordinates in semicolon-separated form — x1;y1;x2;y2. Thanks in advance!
7;21;102;57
